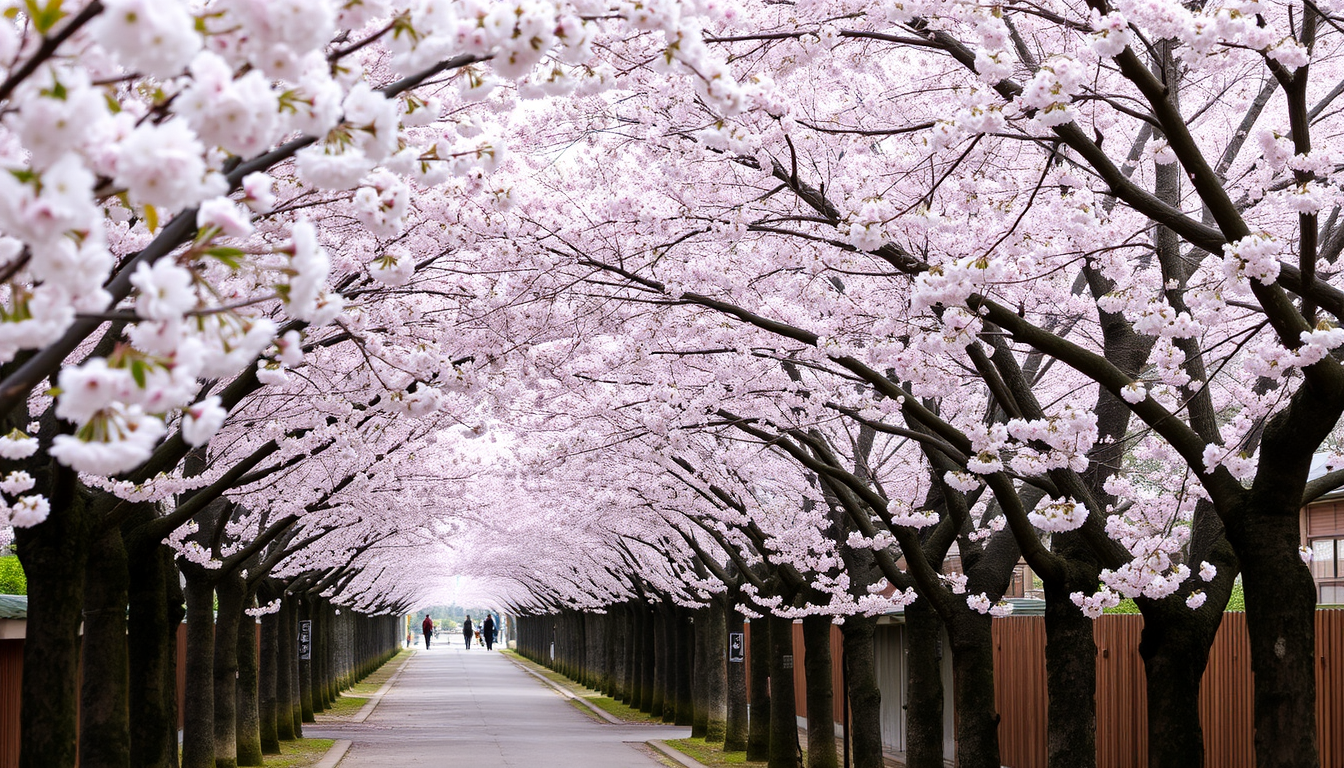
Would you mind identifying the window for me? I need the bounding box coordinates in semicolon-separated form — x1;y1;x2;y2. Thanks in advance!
1322;584;1344;606
1312;539;1337;580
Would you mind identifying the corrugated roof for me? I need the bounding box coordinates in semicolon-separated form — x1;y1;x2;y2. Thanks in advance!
0;595;26;619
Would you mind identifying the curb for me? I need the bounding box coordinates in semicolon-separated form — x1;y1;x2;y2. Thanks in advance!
350;651;414;724
313;738;352;768
501;654;624;724
645;739;709;768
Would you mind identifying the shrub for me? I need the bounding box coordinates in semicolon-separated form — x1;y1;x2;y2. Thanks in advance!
0;556;27;596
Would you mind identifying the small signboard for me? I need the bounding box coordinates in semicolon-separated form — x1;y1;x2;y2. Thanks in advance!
728;632;745;662
298;620;312;660
782;654;793;670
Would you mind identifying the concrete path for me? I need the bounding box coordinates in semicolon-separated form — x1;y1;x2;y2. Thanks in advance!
308;643;689;767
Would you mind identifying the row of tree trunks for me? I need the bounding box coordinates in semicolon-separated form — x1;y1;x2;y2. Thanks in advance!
519;602;887;768
13;521;402;768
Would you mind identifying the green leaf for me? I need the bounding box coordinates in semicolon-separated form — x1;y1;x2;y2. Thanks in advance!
204;246;246;270
24;0;67;35
129;359;147;389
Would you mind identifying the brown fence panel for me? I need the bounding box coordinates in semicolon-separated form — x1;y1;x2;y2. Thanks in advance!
1320;610;1344;768
0;640;20;768
992;616;1048;768
1199;611;1254;767
1094;616;1147;768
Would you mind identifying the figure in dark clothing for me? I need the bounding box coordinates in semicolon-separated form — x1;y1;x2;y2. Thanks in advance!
421;614;434;649
482;615;497;650
463;615;474;649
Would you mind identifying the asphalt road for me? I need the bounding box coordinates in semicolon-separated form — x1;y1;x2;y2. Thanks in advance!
308;643;689;767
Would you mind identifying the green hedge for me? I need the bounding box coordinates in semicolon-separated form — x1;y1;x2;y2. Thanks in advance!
1105;581;1245;615
0;556;26;596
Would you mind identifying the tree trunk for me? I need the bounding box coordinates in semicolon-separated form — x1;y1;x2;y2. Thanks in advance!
747;618;772;762
724;605;749;751
841;615;883;768
904;599;944;768
258;587;280;754
654;607;669;720
80;524;131;768
1043;562;1097;768
1140;603;1222;768
298;596;314;724
125;518;181;768
948;612;1001;768
630;606;645;709
274;597;295;741
641;607;656;713
676;608;695;727
768;615;800;768
706;600;728;743
1230;500;1319;768
236;596;263;767
214;574;244;768
693;607;710;738
802;614;837;768
14;467;88;768
181;573;216;768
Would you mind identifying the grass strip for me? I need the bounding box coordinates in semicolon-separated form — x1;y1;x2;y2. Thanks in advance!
664;737;763;767
315;649;412;722
262;738;336;768
502;650;661;724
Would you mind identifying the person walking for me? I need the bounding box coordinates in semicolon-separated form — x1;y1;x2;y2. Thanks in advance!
462;615;474;650
482;614;496;651
421;614;434;650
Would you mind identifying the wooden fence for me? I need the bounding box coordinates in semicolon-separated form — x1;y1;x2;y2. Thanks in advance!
768;610;1344;768
0;624;222;768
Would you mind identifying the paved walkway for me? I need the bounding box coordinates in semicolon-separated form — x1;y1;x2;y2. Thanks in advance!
309;643;689;767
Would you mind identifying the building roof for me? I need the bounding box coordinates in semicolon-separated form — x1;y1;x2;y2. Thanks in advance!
1308;453;1344;501
0;595;26;620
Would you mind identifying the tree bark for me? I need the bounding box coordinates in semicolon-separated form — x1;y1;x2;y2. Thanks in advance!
641;606;656;713
298;596;315;724
747;617;772;762
1229;496;1319;768
841;615;884;768
214;574;245;768
904;599;944;768
125;517;181;768
258;585;280;754
236;597;263;767
14;466;88;768
181;572;216;768
948;612;1001;768
802;614;837;768
767;614;800;768
693;606;710;738
706;600;728;743
79;524;131;768
274;597;296;741
676;608;695;726
654;606;670;720
1140;602;1221;768
724;605;749;751
1043;551;1098;768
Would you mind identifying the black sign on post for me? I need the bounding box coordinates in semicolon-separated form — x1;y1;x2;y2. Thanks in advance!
728;632;745;663
782;654;793;670
298;620;312;660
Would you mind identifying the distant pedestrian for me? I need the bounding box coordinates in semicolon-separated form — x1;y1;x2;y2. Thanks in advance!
405;630;412;648
482;615;496;650
421;614;434;649
463;615;474;650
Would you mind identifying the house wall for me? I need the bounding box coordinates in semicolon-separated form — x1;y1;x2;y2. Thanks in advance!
1305;500;1344;604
